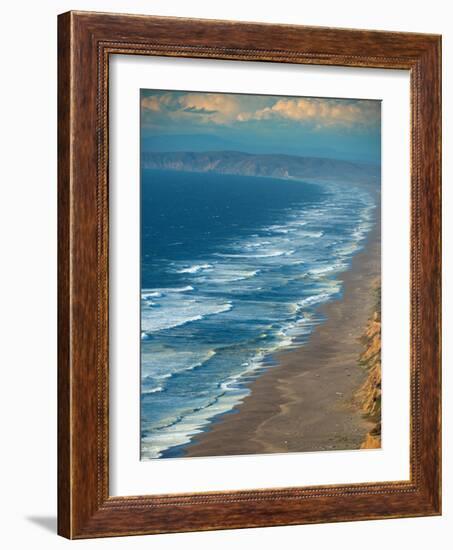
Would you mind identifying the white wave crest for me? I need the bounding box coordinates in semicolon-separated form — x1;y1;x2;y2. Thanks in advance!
176;263;213;274
143;386;164;394
142;301;232;334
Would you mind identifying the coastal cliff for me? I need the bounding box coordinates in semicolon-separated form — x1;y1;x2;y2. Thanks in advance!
356;285;382;449
142;151;380;187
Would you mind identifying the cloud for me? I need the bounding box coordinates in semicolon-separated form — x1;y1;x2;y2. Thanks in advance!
141;96;162;112
182;106;218;114
179;93;240;121
237;98;380;128
141;92;380;131
141;92;242;124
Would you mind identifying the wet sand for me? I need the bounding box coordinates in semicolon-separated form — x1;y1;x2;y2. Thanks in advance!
184;214;380;457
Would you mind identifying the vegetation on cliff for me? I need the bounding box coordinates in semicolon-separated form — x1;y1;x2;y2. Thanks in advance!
356;284;381;449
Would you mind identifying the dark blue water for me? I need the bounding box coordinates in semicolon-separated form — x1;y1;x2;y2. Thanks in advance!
140;169;376;459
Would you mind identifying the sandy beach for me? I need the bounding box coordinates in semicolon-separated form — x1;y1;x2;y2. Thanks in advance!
184;210;381;458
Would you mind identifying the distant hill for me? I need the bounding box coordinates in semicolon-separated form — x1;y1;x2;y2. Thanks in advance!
141;151;380;187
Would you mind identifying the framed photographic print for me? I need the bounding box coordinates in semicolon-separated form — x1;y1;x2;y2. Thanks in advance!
58;11;441;538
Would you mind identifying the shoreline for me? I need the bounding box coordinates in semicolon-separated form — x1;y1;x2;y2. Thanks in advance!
183;210;381;458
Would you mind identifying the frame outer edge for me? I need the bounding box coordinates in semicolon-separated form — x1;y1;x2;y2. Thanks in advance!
409;37;442;515
428;36;441;515
435;35;442;515
57;11;73;539
59;10;107;538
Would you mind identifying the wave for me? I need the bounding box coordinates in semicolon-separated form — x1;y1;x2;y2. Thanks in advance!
267;227;292;234
142;387;242;459
142;301;233;335
142;348;271;458
296;289;340;310
243;241;272;248
142;349;217;384
176;263;213;274
298;230;324;238
142;285;194;296
307;262;346;277
142;291;162;299
215;250;294;259
207;269;260;283
142;386;164;394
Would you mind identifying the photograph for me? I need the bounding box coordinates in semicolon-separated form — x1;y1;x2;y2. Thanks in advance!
139;89;382;460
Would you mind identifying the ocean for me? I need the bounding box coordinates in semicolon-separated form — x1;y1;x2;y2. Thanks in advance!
140;169;377;459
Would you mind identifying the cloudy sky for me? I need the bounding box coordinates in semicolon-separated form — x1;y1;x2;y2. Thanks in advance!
141;89;381;164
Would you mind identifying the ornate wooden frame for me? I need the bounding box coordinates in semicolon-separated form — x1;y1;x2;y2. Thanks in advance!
58;10;441;539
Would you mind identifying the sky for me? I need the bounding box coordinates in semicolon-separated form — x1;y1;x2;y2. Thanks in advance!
141;89;381;164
